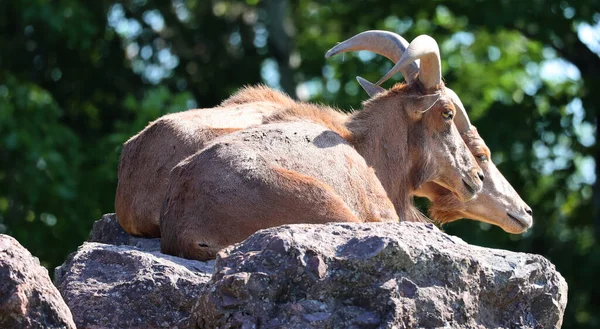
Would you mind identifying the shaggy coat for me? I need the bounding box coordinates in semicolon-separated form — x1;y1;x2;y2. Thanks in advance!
160;122;399;260
115;99;280;237
159;84;484;260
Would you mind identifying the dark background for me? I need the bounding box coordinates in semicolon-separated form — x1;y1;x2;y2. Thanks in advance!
1;1;598;327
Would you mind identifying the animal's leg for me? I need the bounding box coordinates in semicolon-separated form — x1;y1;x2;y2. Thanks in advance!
168;165;362;261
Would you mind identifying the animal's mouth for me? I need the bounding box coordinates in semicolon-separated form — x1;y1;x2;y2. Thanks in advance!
449;179;477;202
507;212;531;229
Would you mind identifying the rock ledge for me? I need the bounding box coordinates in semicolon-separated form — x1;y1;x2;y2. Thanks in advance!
197;222;567;329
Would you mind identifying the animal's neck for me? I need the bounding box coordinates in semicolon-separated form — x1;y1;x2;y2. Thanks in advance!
345;100;423;222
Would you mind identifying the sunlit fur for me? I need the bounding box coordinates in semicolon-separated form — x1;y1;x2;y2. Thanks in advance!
221;84;297;108
117;82;484;253
417;128;533;233
117;84;530;247
160;121;399;260
156;84;483;260
115;100;280;237
266;90;532;233
116;86;297;237
264;84;484;212
257;86;533;233
218;86;532;234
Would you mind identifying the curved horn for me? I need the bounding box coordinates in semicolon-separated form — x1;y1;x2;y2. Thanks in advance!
444;87;472;134
377;35;441;89
325;30;419;82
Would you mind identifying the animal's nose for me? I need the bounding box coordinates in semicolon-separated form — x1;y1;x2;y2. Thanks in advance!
477;171;485;182
470;169;484;185
525;207;533;216
464;168;484;196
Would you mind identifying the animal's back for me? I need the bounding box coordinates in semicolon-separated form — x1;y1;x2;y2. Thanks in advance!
220;84;297;108
114;102;281;237
117;85;362;238
160;121;398;260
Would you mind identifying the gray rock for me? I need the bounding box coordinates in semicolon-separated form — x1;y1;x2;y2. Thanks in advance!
55;214;215;328
56;215;567;328
88;213;161;252
197;222;568;329
0;234;75;329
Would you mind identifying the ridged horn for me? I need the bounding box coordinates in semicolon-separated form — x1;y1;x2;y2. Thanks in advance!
377;35;441;89
325;30;419;82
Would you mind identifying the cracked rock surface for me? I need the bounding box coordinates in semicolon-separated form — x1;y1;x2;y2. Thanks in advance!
0;234;75;329
55;214;214;329
197;222;568;329
52;215;568;328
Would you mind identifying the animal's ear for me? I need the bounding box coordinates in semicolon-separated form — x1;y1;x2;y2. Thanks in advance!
407;94;440;120
444;87;472;133
356;76;385;98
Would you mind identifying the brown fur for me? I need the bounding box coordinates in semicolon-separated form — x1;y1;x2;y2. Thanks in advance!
263;83;483;213
220;84;296;108
251;86;532;233
117;82;528;248
265;103;352;141
115;102;280;236
158;83;483;260
160;122;397;259
234;87;532;233
417;128;533;233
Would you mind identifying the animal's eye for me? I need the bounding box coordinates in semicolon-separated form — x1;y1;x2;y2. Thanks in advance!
477;154;488;162
442;110;453;120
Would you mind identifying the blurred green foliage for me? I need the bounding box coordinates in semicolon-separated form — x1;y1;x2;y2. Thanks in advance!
1;1;599;327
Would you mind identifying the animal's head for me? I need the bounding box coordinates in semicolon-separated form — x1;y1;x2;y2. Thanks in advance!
416;93;533;233
329;30;533;233
327;31;484;202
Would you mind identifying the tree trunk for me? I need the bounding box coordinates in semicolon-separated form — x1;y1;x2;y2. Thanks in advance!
264;0;296;98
